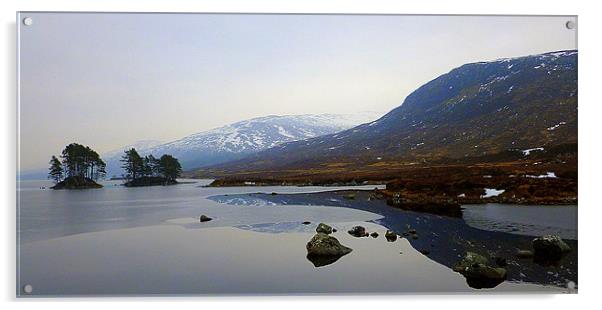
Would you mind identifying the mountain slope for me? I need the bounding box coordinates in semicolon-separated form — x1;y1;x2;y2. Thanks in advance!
199;50;577;178
104;113;379;177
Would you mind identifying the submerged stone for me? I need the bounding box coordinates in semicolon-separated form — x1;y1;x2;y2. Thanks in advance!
516;249;534;258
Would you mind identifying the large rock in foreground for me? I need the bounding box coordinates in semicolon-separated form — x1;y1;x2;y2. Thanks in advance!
532;235;571;260
453;252;507;289
306;233;352;267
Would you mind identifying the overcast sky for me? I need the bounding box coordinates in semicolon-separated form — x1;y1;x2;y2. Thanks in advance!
18;13;576;171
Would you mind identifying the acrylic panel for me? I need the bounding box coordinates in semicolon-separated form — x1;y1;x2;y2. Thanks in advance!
17;12;578;296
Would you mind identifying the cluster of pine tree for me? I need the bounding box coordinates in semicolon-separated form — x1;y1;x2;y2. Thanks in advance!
48;143;106;184
120;148;182;181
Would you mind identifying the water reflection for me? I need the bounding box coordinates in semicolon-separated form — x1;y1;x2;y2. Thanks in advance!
208;190;578;289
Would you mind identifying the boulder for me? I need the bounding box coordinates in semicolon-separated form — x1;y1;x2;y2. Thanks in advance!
385;230;398;242
306;233;352;267
348;226;369;237
532;235;571;260
453;252;506;289
199;215;212;222
316;223;333;234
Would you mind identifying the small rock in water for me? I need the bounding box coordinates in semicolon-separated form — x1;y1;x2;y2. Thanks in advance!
385;230;397;242
316;223;333;234
453;252;507;289
420;249;430;256
302;221;311;225
271;192;277;195
348;226;369;237
306;233;353;267
408;228;417;234
516;249;534;258
370;232;379;238
332;228;337;233
199;215;212;222
411;234;419;240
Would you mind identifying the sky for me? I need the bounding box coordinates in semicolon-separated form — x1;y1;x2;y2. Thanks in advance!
18;13;576;171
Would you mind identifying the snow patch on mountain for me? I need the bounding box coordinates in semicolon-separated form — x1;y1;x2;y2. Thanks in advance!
103;113;381;176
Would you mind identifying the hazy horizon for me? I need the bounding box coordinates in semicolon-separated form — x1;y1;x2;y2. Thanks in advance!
19;13;576;171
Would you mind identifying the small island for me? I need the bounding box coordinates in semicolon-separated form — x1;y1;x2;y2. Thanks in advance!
120;148;182;187
48;143;106;189
47;144;183;189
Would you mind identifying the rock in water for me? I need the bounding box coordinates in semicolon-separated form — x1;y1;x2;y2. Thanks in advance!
532;235;571;260
306;233;353;267
316;223;333;234
453;252;507;289
199;215;212;222
347;226;369;237
453;252;488;271
370;232;379;238
302;221;311;225
385;230;398;242
516;250;534;258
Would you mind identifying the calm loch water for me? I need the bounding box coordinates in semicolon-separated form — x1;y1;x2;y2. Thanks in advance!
17;179;576;296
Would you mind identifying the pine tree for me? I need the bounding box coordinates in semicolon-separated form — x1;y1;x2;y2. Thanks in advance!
48;155;63;184
60;143;105;181
121;148;144;180
158;154;182;181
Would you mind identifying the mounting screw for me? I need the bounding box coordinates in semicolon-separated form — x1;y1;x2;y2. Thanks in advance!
23;284;33;294
565;20;575;30
23;17;33;26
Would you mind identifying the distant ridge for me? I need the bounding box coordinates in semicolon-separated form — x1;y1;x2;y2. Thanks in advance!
196;50;577;179
103;112;381;177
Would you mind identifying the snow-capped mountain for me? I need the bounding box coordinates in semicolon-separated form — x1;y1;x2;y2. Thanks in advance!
199;50;577;176
103;140;164;158
104;113;380;177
